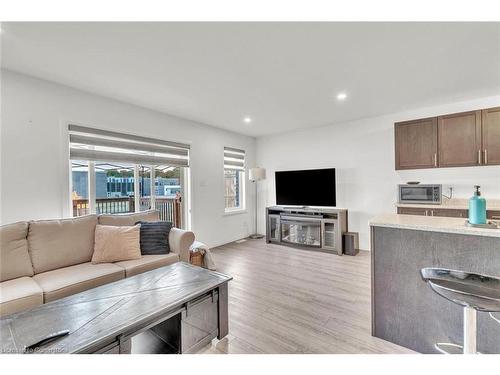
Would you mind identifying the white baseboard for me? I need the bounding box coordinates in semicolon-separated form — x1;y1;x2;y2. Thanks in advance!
208;233;265;249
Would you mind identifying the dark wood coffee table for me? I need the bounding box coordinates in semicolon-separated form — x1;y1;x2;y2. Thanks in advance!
0;262;232;354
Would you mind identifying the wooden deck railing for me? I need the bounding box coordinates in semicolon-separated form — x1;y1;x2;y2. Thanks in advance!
72;196;182;228
155;197;182;228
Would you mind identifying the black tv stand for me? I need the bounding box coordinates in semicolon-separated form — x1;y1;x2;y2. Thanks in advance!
265;206;348;255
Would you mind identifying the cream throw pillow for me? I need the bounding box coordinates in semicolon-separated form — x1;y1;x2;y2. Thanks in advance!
92;224;142;264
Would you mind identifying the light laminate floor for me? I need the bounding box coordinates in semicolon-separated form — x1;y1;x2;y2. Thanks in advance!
196;239;414;354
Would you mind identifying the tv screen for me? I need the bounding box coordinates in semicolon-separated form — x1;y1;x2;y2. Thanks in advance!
275;168;336;206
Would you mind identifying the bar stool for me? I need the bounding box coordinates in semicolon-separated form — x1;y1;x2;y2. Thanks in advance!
420;267;500;354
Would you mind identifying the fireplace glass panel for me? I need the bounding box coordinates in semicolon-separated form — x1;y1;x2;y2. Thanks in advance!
281;220;321;247
268;215;280;242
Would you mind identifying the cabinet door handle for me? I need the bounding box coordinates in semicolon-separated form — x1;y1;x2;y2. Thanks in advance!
433;153;437;167
484;149;488;165
478;150;482;164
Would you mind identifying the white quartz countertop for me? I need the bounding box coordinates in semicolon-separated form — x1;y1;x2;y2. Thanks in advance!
395;198;500;210
370;213;500;238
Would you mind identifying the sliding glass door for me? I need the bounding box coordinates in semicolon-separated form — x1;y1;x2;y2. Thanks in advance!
69;125;190;229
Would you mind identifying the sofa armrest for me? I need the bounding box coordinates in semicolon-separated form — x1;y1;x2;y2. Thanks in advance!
169;228;195;263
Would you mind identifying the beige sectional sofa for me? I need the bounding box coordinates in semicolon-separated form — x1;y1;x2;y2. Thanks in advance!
0;210;195;317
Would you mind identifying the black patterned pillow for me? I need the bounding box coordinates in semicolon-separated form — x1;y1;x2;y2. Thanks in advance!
134;221;172;255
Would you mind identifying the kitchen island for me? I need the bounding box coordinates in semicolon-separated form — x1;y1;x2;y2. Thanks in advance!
370;214;500;354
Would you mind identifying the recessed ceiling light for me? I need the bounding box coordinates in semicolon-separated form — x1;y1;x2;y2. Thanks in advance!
243;117;252;124
336;92;347;101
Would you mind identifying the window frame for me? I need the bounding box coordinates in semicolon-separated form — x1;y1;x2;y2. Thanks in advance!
66;123;190;228
70;160;189;226
223;147;246;214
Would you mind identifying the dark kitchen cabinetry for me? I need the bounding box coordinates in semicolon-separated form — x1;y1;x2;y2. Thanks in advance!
395;118;437;170
437;111;481;167
398;207;497;219
488;210;500;220
429;208;468;218
482;107;500;166
397;207;466;217
397;207;429;216
394;106;500;170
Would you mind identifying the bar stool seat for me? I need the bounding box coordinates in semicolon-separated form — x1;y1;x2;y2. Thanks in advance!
421;267;500;354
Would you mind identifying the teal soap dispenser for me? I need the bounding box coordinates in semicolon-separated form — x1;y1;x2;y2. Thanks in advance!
469;185;487;225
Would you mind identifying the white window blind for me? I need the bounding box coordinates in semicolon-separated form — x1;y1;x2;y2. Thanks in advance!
223;147;245;171
69;125;190;167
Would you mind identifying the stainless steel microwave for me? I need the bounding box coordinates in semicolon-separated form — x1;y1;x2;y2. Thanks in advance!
398;184;442;204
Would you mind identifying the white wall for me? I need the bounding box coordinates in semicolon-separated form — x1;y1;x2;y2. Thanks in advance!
1;70;256;248
256;96;500;250
3;69;499;251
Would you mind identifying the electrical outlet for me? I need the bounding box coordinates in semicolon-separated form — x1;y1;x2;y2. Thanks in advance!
442;186;453;200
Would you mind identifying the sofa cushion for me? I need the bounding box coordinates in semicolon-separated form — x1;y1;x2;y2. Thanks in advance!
92;224;141;264
33;262;125;302
98;210;160;226
135;221;172;255
28;215;98;274
114;254;179;277
0;221;34;282
0;277;43;317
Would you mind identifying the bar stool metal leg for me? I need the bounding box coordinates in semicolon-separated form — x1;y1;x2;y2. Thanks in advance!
420;267;500;355
435;306;478;354
463;306;477;354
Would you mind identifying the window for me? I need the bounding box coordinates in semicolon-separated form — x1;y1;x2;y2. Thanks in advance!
71;160;90;217
137;165;152;211
69;125;189;228
94;162;138;214
154;166;183;223
224;147;246;212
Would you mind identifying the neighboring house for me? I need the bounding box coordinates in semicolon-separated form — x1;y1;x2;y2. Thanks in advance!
72;172;181;199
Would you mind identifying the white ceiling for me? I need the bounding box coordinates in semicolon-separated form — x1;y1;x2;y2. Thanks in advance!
2;22;500;137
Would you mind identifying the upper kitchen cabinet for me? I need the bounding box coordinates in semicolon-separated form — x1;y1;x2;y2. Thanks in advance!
395;117;437;170
482;107;500;166
437;110;482;167
394;106;500;170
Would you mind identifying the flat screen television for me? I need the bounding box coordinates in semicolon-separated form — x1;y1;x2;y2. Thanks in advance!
275;168;336;206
